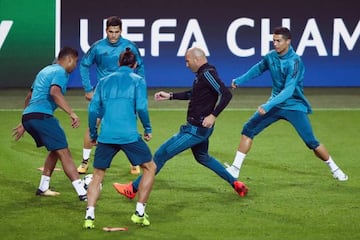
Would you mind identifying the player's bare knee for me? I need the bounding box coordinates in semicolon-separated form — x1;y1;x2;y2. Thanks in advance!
141;160;156;173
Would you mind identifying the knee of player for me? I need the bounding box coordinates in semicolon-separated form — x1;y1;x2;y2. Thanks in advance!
149;160;157;172
305;140;320;150
241;128;256;139
194;153;210;163
141;159;156;172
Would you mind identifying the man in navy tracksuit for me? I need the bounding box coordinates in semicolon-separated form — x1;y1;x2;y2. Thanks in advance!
113;47;249;200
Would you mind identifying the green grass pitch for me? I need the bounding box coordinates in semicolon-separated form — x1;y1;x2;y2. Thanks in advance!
0;88;359;240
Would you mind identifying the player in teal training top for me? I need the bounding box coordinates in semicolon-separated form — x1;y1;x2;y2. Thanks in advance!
225;26;348;182
80;21;144;95
12;47;88;201
83;48;156;229
87;51;151;143
78;16;144;175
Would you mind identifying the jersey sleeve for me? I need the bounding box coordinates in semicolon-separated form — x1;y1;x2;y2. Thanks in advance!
80;44;97;93
131;44;145;78
135;76;152;134
204;69;232;117
233;58;269;86
88;81;103;140
51;67;68;94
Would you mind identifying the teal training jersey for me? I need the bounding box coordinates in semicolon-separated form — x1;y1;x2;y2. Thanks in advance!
233;46;312;114
80;37;145;93
23;64;68;115
88;66;151;144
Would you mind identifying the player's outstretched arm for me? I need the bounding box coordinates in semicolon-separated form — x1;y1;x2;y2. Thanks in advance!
154;91;171;101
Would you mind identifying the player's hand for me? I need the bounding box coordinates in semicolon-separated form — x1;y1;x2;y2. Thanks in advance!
202;114;216;128
90;139;97;146
70;112;80;128
154;91;170;101
257;106;266;115
144;133;152;141
85;91;94;101
231;79;238;89
12;123;25;141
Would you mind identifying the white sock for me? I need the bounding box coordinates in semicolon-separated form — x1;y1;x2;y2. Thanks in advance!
136;202;146;216
232;151;246;169
85;206;95;219
83;148;92;160
39;175;50;191
72;179;87;196
325;156;339;172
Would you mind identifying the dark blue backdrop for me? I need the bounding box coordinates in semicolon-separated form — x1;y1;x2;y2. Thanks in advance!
60;0;360;88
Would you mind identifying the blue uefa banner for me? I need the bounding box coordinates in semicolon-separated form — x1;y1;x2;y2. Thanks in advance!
59;0;360;88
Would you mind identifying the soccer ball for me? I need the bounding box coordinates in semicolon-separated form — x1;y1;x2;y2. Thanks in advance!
82;174;103;191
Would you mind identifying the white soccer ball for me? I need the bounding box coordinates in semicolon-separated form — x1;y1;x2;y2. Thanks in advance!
82;174;102;191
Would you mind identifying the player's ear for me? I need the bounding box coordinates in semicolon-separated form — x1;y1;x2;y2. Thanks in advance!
132;62;138;69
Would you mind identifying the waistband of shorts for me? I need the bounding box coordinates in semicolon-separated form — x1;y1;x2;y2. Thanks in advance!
22;112;53;121
187;117;203;127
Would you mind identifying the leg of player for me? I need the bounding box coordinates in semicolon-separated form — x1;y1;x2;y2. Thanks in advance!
314;144;348;181
191;139;248;197
131;160;156;226
36;151;60;196
290;112;348;181
77;128;92;174
56;148;87;200
225;134;252;179
84;168;105;229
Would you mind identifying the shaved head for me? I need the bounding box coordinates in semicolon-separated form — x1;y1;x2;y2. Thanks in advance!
185;47;208;73
187;47;206;59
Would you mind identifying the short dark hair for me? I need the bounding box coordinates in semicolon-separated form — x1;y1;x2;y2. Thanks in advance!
57;46;78;60
106;16;122;29
273;27;292;40
119;47;137;67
